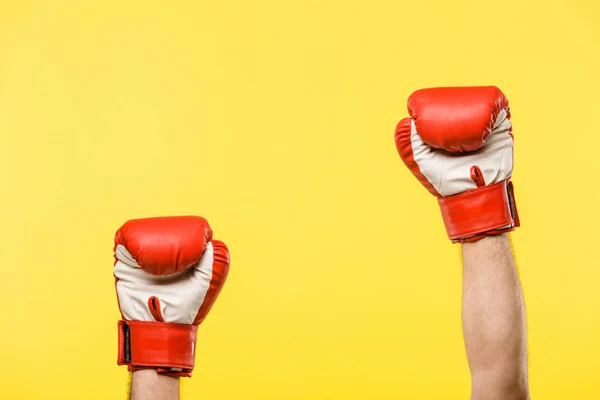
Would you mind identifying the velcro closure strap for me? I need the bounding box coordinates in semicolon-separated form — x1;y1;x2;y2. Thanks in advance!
438;180;519;243
118;320;198;373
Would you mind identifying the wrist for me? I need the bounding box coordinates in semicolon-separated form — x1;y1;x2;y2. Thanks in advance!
131;369;181;381
461;234;512;264
130;369;180;400
461;233;509;248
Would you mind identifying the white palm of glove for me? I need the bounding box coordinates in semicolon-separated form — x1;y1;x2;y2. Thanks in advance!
114;242;214;324
412;109;514;197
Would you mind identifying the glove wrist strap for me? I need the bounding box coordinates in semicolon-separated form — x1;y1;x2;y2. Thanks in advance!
438;180;520;243
117;320;198;377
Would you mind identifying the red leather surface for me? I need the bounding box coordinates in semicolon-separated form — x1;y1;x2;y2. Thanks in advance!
114;215;212;276
438;180;519;242
407;86;509;152
118;320;198;374
394;117;442;197
194;240;231;325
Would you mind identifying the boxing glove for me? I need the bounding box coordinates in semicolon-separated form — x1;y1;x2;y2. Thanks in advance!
113;216;230;377
394;86;520;243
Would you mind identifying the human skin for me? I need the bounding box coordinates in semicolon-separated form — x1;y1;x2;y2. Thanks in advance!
129;370;180;400
461;234;529;400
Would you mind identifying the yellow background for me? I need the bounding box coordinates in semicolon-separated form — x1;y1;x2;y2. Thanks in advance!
1;0;599;398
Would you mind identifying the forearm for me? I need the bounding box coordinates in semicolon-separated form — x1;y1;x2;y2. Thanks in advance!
461;234;529;399
130;370;180;400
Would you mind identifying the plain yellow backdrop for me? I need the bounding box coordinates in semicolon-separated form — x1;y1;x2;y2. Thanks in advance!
0;0;599;398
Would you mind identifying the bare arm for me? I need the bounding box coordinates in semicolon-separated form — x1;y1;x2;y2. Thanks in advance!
130;370;180;400
461;234;529;400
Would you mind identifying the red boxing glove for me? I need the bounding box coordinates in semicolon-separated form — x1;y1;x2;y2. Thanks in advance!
114;216;230;377
395;86;520;243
